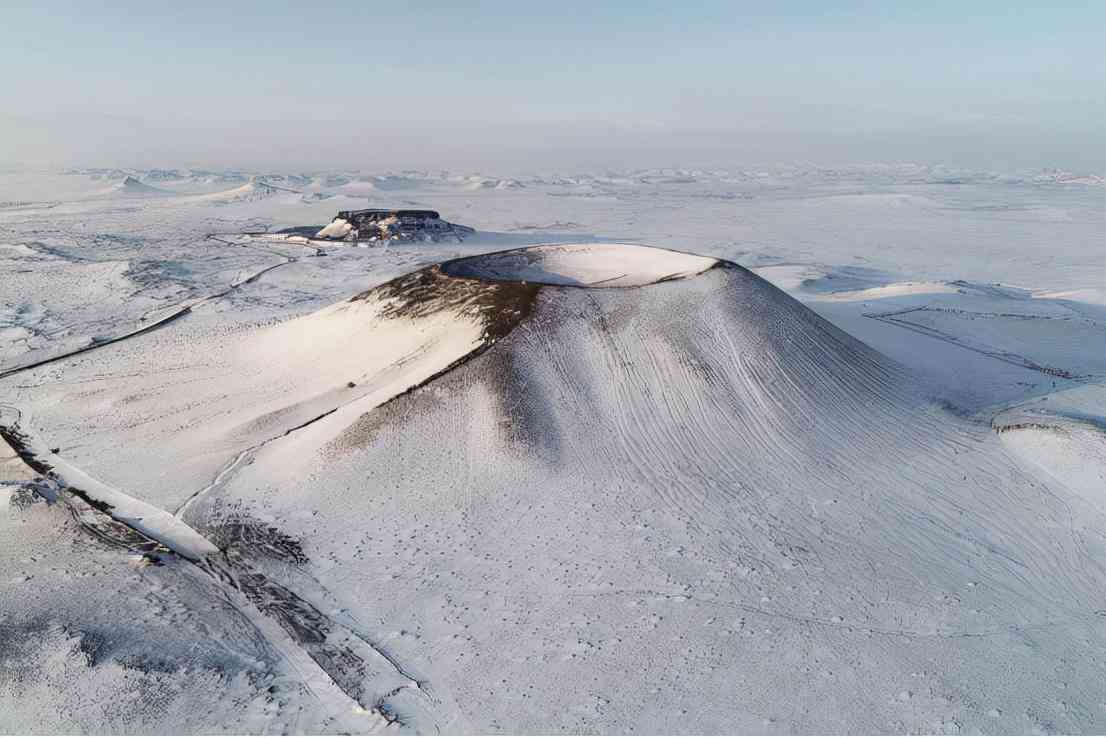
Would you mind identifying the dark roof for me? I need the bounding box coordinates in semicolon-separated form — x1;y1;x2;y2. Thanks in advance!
338;208;440;221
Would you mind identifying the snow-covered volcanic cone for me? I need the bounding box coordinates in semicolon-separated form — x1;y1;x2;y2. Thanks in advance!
94;175;174;198
7;244;1106;732
198;176;285;204
193;244;1102;732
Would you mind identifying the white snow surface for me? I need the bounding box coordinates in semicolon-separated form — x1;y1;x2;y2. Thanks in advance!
442;242;718;287
314;217;352;239
1;165;1106;734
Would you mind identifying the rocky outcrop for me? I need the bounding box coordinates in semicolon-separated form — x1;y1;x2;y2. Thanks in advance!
315;208;474;243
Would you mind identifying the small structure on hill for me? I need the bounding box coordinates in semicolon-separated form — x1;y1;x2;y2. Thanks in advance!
315;208;474;243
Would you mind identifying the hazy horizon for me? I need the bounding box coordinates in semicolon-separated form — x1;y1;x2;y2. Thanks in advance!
4;1;1104;173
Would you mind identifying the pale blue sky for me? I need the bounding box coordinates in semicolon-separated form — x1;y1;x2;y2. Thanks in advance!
3;1;1104;171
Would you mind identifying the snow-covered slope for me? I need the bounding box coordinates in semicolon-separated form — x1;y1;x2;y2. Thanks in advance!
994;384;1106;513
158;245;1106;733
4;252;540;509
96;175;174;198
199;177;287;204
314;217;353;239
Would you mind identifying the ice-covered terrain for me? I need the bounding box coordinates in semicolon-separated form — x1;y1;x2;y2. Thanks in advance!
1;166;1105;733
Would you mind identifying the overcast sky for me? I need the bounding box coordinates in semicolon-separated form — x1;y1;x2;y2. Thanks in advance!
2;0;1103;172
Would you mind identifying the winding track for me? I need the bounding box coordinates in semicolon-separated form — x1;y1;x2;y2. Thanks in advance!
0;234;303;381
0;408;453;733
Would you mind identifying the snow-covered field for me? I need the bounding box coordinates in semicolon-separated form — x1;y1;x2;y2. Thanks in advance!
1;166;1105;733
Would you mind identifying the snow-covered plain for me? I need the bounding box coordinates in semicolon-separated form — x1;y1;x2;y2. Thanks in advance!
1;166;1105;734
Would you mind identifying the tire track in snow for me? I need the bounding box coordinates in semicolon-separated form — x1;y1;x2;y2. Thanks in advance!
863;306;1083;379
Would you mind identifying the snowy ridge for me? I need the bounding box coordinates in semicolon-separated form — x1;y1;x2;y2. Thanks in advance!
0;407;217;560
198;176;289;204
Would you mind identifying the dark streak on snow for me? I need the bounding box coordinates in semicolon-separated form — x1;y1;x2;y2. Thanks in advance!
205;504;309;567
197;552;435;729
0;425;52;475
1;422;167;559
352;263;542;342
992;413;1106;436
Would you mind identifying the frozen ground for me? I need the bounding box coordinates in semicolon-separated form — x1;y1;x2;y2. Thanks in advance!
1;166;1104;734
